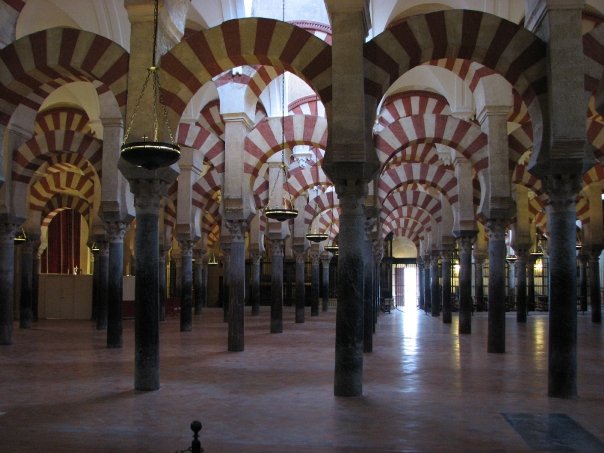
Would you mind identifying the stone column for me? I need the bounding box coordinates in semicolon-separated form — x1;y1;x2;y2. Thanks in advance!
91;245;100;321
226;219;246;351
0;222;16;345
105;221;129;349
221;241;231;323
158;245;169;321
474;257;485;311
457;233;475;334
423;256;431;314
310;250;320;316
19;235;35;329
96;241;109;330
578;253;588;313
515;249;529;323
250;251;262;316
321;254;331;312
418;259;425;311
178;239;193;332
372;241;383;331
130;178;170;391
294;248;306;323
588;248;602;323
334;190;365;397
527;254;536;312
31;238;40;322
487;219;507;353
441;249;452;324
193;248;204;316
430;253;441;317
270;238;284;333
545;175;581;398
363;221;375;353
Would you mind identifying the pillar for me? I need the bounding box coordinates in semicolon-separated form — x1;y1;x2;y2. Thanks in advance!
441;249;452;324
578;253;588;313
516;249;529;323
221;240;231;323
527;255;536;312
106;221;128;349
91;245;100;321
546;175;581;398
19;236;34;329
250;251;261;316
31;238;40;322
0;223;16;345
588;248;602;323
418;260;425;311
423;256;431;314
475;257;485;311
334;190;365;396
457;233;475;334
321;254;330;312
430;253;440;317
294;248;306;323
270;238;284;333
487;219;507;353
97;242;109;330
178;239;193;332
193;249;204;315
226;220;246;351
363;229;374;353
159;245;169;321
310;250;320;316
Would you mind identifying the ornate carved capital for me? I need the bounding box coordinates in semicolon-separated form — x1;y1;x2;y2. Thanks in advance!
544;174;582;213
309;249;320;264
105;221;129;243
486;219;507;242
250;250;263;265
0;223;18;244
224;219;247;243
270;239;284;257
131;178;169;214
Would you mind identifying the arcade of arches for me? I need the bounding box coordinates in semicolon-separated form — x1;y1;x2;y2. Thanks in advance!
1;0;604;432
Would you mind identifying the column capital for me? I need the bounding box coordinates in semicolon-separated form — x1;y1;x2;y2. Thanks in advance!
544;174;582;213
270;238;284;257
177;239;194;256
250;250;263;265
105;221;129;243
294;248;306;264
486;219;507;241
224;219;247;243
130;178;171;214
309;249;320;264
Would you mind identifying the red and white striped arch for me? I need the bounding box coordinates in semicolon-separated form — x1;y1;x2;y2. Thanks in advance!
365;10;546;153
290;20;332;45
381;190;442;224
244;114;327;178
197;99;224;139
380;143;440;169
587;117;604;163
29;171;95;211
34;107;91;135
508;123;533;168
304;190;338;226
582;161;604;185
13;130;102;183
160;18;332;130
177;122;225;170
40;194;91;228
375;114;488;171
289;94;325;117
383;206;433;231
315;207;340;238
379;163;458;206
583;22;604;94
0;28;128;118
512;164;545;198
378;90;451;127
192;166;223;210
382;217;426;242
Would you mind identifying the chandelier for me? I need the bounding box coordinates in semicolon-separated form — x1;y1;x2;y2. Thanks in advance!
305;157;328;242
120;0;180;170
324;208;339;252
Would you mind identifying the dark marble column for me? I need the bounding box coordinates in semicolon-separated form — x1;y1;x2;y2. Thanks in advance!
221;241;231;323
19;236;34;329
588;248;602;323
423;256;431;314
527;255;536;312
91;246;100;321
418;260;425;311
131;179;168;391
334;191;365;397
372;242;383;332
430;253;440;317
0;223;16;345
106;221;128;349
321;254;330;312
193;249;204;316
545;175;580;398
178;239;193;332
441;249;452;324
31;238;40;322
270;238;284;333
226;220;246;351
474;257;485;311
96;242;109;330
487;219;507;353
250;251;261;316
158;246;168;321
363;233;374;353
516;249;529;323
457;233;475;334
578;254;588;313
294;248;305;323
310;250;320;316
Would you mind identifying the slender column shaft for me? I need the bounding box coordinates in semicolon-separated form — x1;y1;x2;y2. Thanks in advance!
227;220;246;351
179;241;193;332
423;258;431;313
158;248;167;321
487;220;507;353
250;253;261;316
431;256;440;317
270;239;284;333
96;243;109;330
363;238;373;353
193;253;203;316
221;243;231;323
106;222;127;348
294;251;305;323
334;192;365;397
578;255;588;313
527;257;536;311
32;247;40;322
475;259;484;311
516;252;528;323
589;252;602;323
310;253;320;316
458;236;474;334
418;262;425;311
321;257;330;312
132;180;165;392
19;238;34;329
0;224;16;345
91;248;100;321
546;176;580;398
441;252;452;324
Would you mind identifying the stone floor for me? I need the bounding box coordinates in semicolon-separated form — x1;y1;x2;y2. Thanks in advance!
0;306;603;452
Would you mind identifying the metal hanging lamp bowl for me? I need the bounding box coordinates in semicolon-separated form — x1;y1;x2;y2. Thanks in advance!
305;232;328;242
265;207;299;222
324;244;339;253
120;140;180;170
